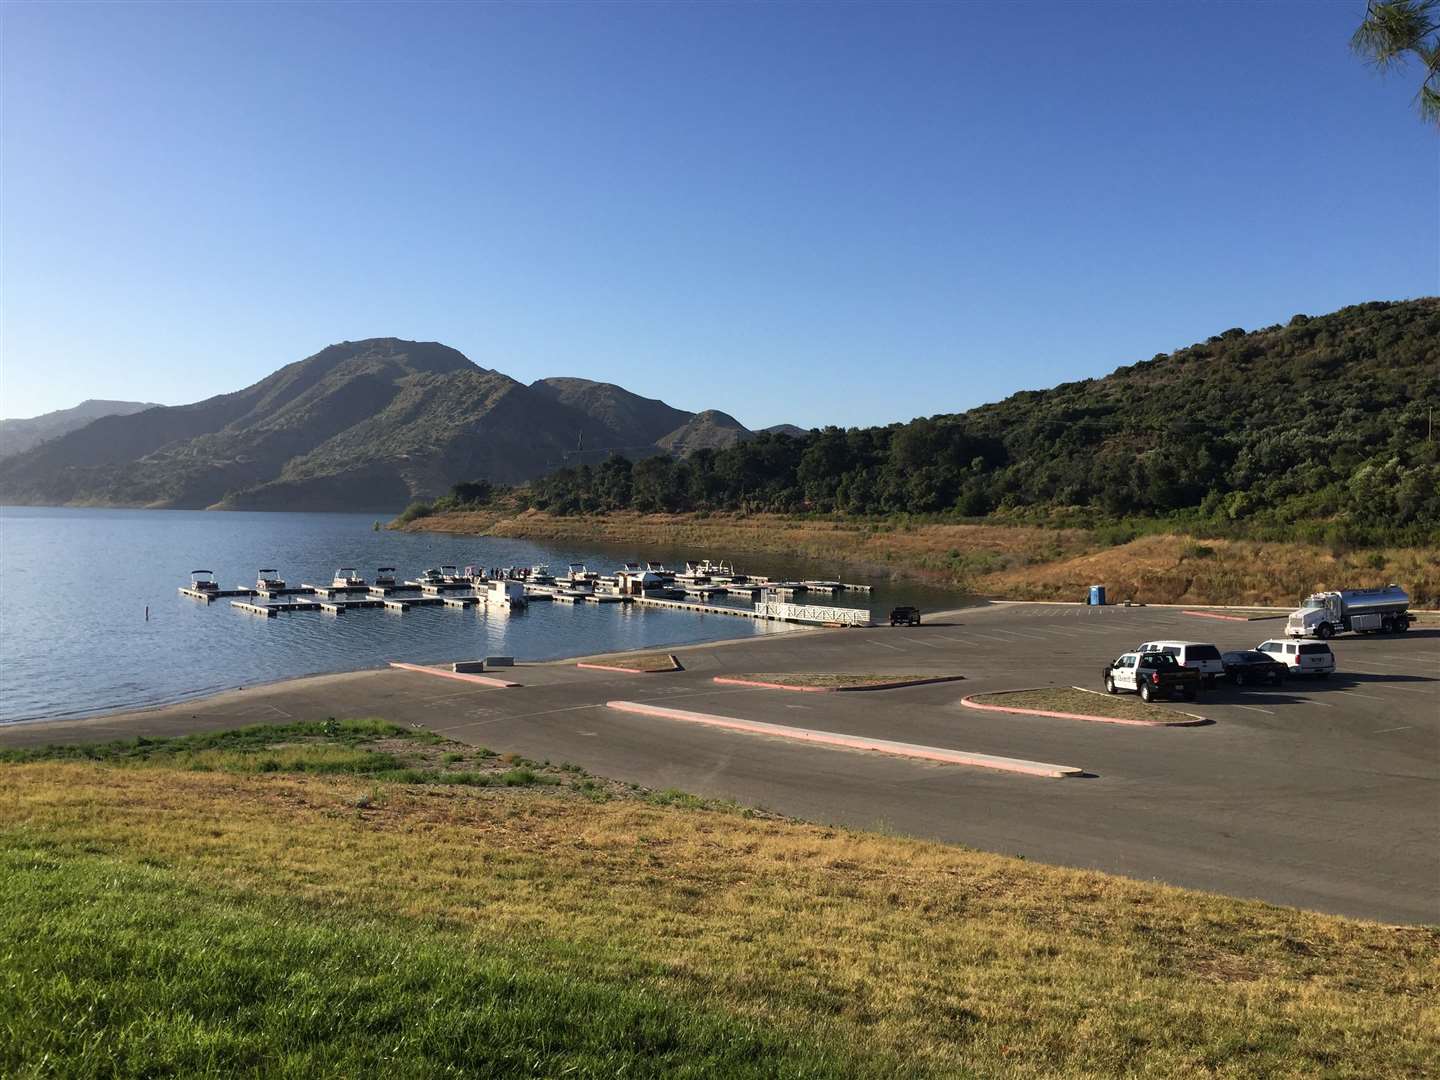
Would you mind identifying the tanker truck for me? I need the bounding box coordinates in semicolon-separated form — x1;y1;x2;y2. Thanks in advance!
1285;585;1411;639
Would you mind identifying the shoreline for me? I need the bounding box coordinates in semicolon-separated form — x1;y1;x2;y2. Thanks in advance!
0;602;991;734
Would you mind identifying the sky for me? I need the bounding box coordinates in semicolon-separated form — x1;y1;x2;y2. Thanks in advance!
1;1;1435;428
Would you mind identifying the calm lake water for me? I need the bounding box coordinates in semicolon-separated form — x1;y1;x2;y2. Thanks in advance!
0;507;962;724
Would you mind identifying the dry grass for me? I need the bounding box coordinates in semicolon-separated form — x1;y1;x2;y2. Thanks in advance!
727;673;956;690
3;763;1437;1077
978;534;1440;607
401;511;1440;606
969;688;1203;724
579;652;682;672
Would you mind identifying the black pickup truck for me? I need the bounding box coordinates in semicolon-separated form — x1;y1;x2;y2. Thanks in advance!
889;606;922;626
1102;651;1202;702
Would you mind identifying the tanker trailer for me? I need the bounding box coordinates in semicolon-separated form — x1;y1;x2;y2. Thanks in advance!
1285;586;1411;639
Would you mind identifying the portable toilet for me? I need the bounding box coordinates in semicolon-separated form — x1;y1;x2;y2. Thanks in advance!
1088;584;1106;606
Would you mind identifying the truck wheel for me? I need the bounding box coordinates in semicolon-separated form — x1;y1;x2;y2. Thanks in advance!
1317;623;1333;640
1234;671;1246;687
1396;618;1409;633
1105;675;1117;694
1381;616;1395;634
1140;682;1155;703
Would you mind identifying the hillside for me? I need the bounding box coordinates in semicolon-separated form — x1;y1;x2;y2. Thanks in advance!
513;299;1439;545
0;341;758;510
656;409;751;455
0;399;157;459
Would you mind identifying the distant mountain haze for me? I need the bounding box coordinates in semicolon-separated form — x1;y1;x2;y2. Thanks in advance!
0;339;761;510
0;399;158;459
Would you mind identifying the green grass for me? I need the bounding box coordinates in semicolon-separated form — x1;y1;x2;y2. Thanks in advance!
0;720;573;789
0;846;858;1079
3;723;1436;1076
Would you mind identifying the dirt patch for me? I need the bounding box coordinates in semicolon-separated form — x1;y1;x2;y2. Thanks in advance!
966;687;1205;725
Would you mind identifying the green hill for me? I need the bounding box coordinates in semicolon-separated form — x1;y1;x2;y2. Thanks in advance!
0;340;756;510
519;299;1439;544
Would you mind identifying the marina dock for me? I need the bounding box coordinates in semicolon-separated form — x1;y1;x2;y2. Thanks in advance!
198;559;873;626
179;586;257;601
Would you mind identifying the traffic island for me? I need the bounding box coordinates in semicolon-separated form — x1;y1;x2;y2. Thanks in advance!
963;688;1210;726
714;673;965;692
577;652;683;674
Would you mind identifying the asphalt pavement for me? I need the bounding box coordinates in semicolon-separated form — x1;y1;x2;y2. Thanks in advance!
4;602;1436;924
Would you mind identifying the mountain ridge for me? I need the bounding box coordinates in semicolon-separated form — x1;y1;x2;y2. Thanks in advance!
0;340;758;510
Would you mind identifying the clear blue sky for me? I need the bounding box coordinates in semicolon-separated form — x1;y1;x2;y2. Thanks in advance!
2;1;1435;427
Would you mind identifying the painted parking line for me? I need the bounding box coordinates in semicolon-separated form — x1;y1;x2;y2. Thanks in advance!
1229;704;1276;715
911;639;948;649
869;640;904;651
968;632;1019;642
992;629;1051;641
940;637;983;646
1373;725;1415;734
1336;691;1387;701
1373;685;1436;695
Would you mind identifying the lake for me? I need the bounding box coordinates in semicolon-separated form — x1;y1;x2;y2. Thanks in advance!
0;507;961;724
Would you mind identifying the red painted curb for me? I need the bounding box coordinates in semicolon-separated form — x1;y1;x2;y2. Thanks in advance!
960;693;1208;727
387;662;521;688
606;701;1083;777
1182;610;1250;622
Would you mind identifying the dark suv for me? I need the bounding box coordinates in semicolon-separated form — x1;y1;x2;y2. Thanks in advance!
889;606;921;626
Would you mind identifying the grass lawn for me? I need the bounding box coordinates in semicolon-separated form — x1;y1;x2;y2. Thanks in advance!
724;673;960;690
968;687;1205;724
2;721;1436;1077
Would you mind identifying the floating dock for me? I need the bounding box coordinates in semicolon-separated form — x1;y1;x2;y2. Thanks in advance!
179;587;257;602
231;599;322;616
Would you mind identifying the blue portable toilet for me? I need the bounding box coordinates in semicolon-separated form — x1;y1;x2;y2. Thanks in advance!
1088;584;1106;606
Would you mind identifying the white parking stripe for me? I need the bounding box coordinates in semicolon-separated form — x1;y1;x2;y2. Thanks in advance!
1337;691;1386;701
869;640;903;651
1230;704;1276;715
1301;699;1335;708
1378;686;1435;695
992;629;1051;640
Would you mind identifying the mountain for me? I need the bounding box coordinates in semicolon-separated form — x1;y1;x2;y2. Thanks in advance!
0;339;757;510
657;410;751;456
0;399;158;459
517;299;1440;543
762;424;809;439
528;378;692;451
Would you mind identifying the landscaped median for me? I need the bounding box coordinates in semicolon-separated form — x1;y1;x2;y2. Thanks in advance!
714;673;964;692
576;652;683;674
963;687;1210;726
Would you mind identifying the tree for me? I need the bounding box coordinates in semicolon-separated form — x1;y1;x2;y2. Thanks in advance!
1352;0;1440;126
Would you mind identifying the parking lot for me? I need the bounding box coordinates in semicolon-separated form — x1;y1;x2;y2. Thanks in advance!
4;601;1436;923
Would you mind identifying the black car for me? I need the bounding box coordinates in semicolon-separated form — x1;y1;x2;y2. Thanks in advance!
889;606;921;626
1221;650;1287;686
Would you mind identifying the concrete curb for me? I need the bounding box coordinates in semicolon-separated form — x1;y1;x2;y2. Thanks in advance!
577;654;682;675
605;700;1083;778
388;662;521;688
713;675;966;693
960;690;1209;727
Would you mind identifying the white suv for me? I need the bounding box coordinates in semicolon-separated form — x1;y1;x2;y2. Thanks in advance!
1136;640;1226;686
1256;639;1335;677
